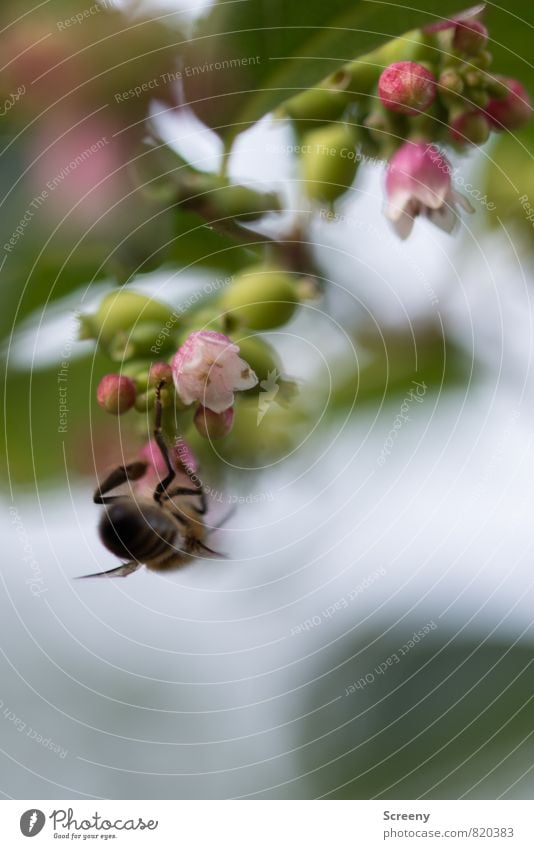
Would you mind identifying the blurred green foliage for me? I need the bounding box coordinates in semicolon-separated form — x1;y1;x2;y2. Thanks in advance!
300;633;534;798
182;0;464;141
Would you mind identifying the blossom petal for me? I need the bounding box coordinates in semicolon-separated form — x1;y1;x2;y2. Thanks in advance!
172;330;258;413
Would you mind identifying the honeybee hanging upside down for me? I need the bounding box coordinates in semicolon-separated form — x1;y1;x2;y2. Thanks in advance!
78;382;221;579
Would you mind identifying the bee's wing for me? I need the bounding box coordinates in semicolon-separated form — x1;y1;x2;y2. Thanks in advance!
76;562;141;579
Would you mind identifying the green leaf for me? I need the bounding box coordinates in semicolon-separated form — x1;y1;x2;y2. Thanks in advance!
183;0;467;141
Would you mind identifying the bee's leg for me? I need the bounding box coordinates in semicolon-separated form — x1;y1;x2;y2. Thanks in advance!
93;462;147;504
153;380;176;504
165;485;207;515
152;380;207;514
187;476;207;516
195;540;226;558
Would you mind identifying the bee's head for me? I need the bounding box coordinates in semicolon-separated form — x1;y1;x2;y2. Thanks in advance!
98;497;177;561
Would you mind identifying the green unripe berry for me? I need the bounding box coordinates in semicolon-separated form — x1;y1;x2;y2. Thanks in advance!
439;69;464;97
120;360;150;391
300;123;359;203
230;335;282;391
221;265;299;330
222;397;301;463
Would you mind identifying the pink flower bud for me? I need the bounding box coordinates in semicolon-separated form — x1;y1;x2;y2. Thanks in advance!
484;78;532;130
148;361;173;387
384;141;473;239
452;19;488;54
194;405;235;440
135;438;199;495
449;110;490;145
378;61;437;115
96;374;136;415
172;330;258;414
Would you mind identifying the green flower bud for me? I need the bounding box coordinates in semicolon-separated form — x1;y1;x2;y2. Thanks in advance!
108;322;176;362
134;388;157;413
300;123;359;203
464;69;483;89
221;265;299;330
472;49;492;70
449;110;491;146
79;290;177;349
120;360;150;391
469;88;490;109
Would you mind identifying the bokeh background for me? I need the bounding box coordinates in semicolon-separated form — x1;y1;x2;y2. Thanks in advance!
2;0;534;799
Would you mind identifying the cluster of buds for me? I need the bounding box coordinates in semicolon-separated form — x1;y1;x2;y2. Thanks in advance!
96;330;257;440
87;259;302;444
380;7;530;238
281;5;531;237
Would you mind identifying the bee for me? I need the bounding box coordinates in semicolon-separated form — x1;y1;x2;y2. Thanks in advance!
78;382;220;579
